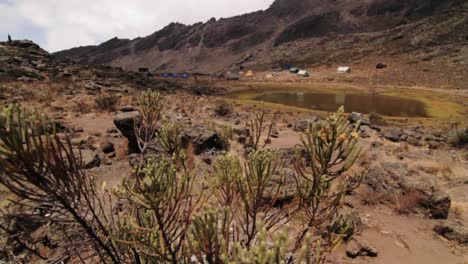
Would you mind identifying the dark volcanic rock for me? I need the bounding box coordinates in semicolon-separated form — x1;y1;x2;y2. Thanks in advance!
434;220;468;245
422;191;451;219
348;112;370;126
113;111;142;154
383;128;403;142
184;125;228;155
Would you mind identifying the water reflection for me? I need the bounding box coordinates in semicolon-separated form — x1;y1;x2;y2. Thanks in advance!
253;92;428;117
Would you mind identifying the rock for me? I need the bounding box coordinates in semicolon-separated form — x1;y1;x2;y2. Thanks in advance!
8;66;42;79
427;141;441;150
383;128;403;142
71;138;87;146
74;127;84;133
81;150;101;169
348;112;370;126
346;239;378;258
106;127;118;134
423;191;451;219
120;105;136;112
113;111;142;154
238;136;247;144
233;128;250;137
100;141;115;154
434;220;468;245
271;127;279;138
360;125;372;138
407;138;421;146
225;71;240;80
376;63;387;69
184;125;228;155
294;116;320;132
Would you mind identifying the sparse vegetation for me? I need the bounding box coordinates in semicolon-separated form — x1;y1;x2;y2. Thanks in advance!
293;106;363;259
214;100;233;116
369;112;387;126
0;93;364;263
95;92;119;111
448;127;468;148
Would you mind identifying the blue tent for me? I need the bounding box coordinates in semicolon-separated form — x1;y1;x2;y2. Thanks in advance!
182;73;189;78
162;73;169;77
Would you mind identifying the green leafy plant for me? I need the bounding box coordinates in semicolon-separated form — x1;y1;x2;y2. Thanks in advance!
0;104;121;263
293;106;363;262
136;90;164;153
236;149;284;247
113;156;199;263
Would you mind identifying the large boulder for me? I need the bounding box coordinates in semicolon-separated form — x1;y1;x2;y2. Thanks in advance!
113;111;142;154
184;125;228;155
422;191;451;219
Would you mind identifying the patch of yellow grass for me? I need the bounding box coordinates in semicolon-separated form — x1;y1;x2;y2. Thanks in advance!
414;160;452;177
450;202;466;219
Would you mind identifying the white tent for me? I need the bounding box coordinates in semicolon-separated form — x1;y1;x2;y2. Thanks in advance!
337;67;351;73
297;70;310;77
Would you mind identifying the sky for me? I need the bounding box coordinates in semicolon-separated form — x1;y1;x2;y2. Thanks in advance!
1;0;272;52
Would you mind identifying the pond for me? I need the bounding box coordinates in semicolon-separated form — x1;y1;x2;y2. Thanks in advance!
252;92;428;117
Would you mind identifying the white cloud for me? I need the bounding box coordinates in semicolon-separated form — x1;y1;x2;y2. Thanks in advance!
2;0;272;52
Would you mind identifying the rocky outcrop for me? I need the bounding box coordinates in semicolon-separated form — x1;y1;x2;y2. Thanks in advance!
113;111;142;154
183;125;228;155
53;0;466;73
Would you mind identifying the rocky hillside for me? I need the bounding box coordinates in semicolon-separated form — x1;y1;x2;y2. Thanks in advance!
54;0;468;73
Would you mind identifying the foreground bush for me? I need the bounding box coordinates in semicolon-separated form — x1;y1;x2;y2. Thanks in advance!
0;92;363;263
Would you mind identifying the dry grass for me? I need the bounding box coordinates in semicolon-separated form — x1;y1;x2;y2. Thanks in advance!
95;92;119;111
115;139;129;161
393;189;424;215
119;95;137;107
73;95;93;114
415;160;452;176
450;202;466;219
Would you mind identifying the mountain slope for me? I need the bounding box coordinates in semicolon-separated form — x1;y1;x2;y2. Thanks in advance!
54;0;468;73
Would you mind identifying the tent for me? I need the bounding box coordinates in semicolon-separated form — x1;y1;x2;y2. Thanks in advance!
337;67;351;73
162;73;170;78
297;70;309;77
245;70;254;77
289;67;300;73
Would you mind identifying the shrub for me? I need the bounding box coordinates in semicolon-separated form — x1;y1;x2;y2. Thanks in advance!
293;106;363;260
369;112;387;126
0;104;121;263
0;100;359;263
448;128;468;148
247;110;274;150
95;92;119;111
214;100;233;116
